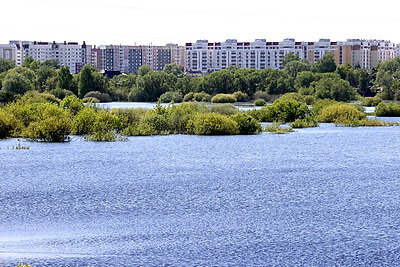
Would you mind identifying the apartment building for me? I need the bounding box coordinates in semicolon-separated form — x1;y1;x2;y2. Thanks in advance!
92;44;186;74
5;41;92;73
185;38;397;73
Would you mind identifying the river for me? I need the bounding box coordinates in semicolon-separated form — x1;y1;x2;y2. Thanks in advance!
1;122;400;266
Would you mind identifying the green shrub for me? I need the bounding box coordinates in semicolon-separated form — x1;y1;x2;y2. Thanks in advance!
193;91;212;102
48;88;74;99
265;122;294;134
208;103;238;116
375;102;400;117
72;108;97;135
23;116;72;142
317;103;366;123
211;94;237;103
362;97;382;107
60;95;84;115
141;112;169;134
159;91;183;103
0;109;19;138
254;99;266;106
279;93;306;103
122;122;156;136
232;91;249;102
183;92;194;102
111;108;147;127
312;99;339;115
253;91;269;101
269;98;310;122
82;97;100;103
231;113;262;134
335;118;400;127
187;113;239;135
246;107;274;122
83;91;112;103
290;116;319;128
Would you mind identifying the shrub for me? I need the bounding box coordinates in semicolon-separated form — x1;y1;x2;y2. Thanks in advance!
211;94;237;103
362;97;382;107
208;103;238;116
159;91;183;103
193;91;212;102
48;88;74;99
82;97;100;103
141;112;169;134
317;103;366;123
122;122;156;136
375;102;400;117
72;108;97;135
23;116;72;142
60;95;84;115
279;93;306;103
232;91;249;102
246;107;274;122
265;122;294;134
253;91;269;101
83;91;112;103
231;113;262;134
183;92;194;102
0;109;19;138
290;116;319;128
254;99;266;106
269;98;310;122
187;113;239;135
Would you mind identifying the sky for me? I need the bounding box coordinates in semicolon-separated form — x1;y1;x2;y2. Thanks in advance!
2;0;400;46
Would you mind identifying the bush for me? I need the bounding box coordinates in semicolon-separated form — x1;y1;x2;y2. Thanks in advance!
290;116;319;128
265;122;294;134
362;97;382;107
141;112;169;134
183;92;194;102
48;88;74;99
231;113;262;134
0;109;19;138
254;99;266;106
23;116;72;142
159;91;183;103
246;107;274;122
232;91;249;102
193;91;212;102
83;91;112;103
375;102;400;117
82;97;100;103
208;104;238;116
211;94;237;103
269;98;310;122
187;113;239;135
317;103;366;123
60;95;84;115
72;108;97;135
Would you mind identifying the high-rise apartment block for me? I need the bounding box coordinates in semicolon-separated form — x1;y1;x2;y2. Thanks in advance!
0;38;398;74
185;38;397;73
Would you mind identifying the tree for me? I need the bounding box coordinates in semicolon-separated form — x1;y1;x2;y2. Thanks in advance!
57;66;73;91
282;52;301;68
22;56;41;70
2;72;33;95
374;57;400;100
78;65;94;98
284;61;311;77
137;65;152;76
0;58;15;73
312;52;337;73
163;63;184;77
257;69;294;95
314;77;356;102
35;66;58;92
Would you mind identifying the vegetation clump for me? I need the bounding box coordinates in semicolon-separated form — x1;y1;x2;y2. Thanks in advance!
254;99;266;106
211;93;237;103
375;102;400;117
265;122;295;134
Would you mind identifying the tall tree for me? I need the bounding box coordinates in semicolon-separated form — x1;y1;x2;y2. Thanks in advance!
312;52;337;73
78;65;94;98
0;58;15;73
57;65;73;91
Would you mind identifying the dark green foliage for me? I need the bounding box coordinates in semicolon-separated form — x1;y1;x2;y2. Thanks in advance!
312;52;337;73
313;77;356;102
60;95;84;115
163;63;184;77
0;58;16;73
375;102;400;117
57;66;73;91
208;104;238;116
211;94;237;103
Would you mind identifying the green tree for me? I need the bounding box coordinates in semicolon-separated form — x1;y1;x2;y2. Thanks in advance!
22;56;41;70
312;52;337;73
163;63;184;77
375;57;400;100
35;66;58;92
57;66;74;91
284;61;311;77
137;65;152;76
2;72;33;95
314;77;356;101
0;58;15;73
282;52;301;68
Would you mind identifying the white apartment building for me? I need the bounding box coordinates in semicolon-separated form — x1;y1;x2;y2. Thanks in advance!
6;41;92;73
185;38;398;73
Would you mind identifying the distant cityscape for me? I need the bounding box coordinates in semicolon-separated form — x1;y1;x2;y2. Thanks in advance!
1;38;399;74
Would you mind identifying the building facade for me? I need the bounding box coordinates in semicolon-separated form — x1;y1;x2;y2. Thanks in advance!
185;38;397;73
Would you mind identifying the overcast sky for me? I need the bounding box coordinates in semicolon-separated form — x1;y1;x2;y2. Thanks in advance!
2;0;399;45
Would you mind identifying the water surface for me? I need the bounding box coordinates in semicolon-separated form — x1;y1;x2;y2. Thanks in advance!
1;124;400;266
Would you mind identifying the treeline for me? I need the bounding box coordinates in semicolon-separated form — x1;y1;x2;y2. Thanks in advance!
1;92;399;142
2;53;400;104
